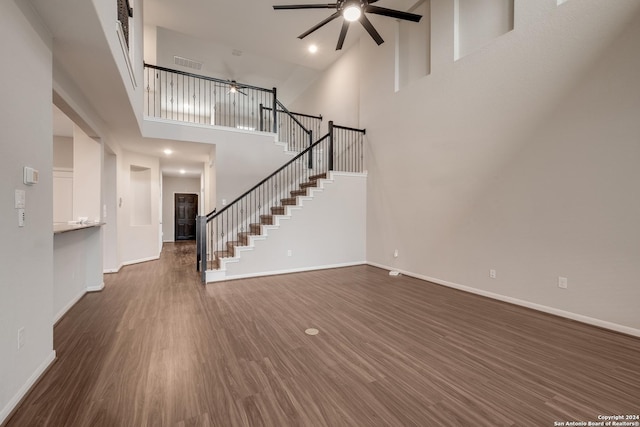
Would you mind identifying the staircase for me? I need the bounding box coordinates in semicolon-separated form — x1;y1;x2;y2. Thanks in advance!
211;172;327;271
197;122;367;283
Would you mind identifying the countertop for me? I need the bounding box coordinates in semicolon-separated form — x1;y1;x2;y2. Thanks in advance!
53;222;105;235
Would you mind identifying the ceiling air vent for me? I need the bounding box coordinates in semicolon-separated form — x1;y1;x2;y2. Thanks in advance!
173;56;203;71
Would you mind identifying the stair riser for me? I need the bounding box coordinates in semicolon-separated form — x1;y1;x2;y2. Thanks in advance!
225;243;237;256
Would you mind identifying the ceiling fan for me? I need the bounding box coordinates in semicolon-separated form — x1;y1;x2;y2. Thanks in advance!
273;0;422;50
227;80;247;96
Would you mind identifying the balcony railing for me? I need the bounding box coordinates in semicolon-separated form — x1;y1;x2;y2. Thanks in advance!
144;64;276;132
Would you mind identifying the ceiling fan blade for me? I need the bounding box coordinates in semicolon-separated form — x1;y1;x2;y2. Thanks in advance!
298;11;341;39
336;20;350;50
359;14;384;45
273;3;336;10
238;90;248;96
365;5;422;22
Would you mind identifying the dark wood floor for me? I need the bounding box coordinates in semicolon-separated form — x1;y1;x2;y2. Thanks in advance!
6;242;640;426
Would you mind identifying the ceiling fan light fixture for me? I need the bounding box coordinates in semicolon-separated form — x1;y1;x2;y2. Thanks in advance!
229;86;237;94
343;4;361;22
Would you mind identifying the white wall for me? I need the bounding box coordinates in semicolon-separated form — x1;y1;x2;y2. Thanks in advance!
161;175;201;242
118;151;161;264
53;136;73;169
91;0;145;127
142;119;295;210
52;170;73;223
454;0;514;60
103;150;119;272
223;173;366;279
293;0;640;333
53;227;104;323
72;125;102;222
290;43;361;133
0;1;55;423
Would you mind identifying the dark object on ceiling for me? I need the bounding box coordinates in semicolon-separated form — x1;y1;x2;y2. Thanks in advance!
273;0;422;50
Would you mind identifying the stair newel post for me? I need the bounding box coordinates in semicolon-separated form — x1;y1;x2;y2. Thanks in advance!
307;130;313;169
196;215;202;272
328;120;334;171
259;103;264;132
196;215;207;283
272;88;278;134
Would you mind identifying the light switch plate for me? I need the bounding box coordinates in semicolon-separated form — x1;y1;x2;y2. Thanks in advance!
15;190;25;209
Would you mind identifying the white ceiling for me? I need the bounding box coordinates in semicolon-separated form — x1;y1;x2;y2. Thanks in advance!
42;0;421;178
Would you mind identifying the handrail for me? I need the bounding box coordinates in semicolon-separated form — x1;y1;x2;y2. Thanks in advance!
206;208;216;220
275;100;312;135
261;106;323;121
209;133;330;221
332;124;366;134
144;63;273;94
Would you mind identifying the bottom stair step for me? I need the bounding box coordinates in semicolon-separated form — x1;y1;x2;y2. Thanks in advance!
214;250;232;259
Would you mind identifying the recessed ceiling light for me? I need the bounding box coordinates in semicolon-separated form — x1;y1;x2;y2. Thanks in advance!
308;44;318;54
180;169;186;174
164;149;172;155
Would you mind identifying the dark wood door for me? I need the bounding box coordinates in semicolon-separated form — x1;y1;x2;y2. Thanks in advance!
175;193;198;241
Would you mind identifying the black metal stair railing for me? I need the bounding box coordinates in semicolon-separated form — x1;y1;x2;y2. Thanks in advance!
196;121;366;282
144;64;324;147
144;63;278;132
259;104;322;153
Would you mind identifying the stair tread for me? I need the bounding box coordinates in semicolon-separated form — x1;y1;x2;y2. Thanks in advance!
300;181;318;189
290;189;307;197
260;215;274;225
281;197;297;205
309;172;327;181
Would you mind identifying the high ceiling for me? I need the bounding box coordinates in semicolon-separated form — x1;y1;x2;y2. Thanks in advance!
39;0;419;178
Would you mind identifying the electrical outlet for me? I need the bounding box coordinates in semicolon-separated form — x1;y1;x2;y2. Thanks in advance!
287;249;292;257
18;209;25;227
558;276;568;289
489;269;496;279
18;328;25;350
393;249;399;258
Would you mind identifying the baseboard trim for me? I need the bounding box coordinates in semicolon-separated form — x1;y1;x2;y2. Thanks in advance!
367;261;640;338
53;290;86;325
216;261;367;282
122;255;159;266
104;264;123;274
87;282;105;292
0;350;56;426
